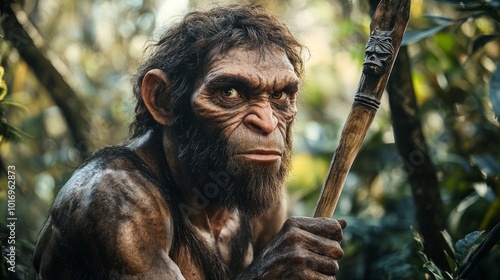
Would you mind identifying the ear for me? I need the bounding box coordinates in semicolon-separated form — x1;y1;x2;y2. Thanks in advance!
141;69;174;126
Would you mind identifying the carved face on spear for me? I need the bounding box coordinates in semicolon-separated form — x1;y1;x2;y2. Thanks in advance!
362;30;394;76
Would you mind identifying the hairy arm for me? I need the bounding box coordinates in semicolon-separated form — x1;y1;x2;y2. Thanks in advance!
33;168;184;279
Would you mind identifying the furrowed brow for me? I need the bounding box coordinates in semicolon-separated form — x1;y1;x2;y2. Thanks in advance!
205;74;258;93
276;80;300;94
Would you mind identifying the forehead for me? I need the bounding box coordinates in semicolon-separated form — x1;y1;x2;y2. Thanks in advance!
203;47;299;87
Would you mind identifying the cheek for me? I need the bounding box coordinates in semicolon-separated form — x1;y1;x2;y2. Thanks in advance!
192;95;244;137
276;104;297;133
285;106;297;125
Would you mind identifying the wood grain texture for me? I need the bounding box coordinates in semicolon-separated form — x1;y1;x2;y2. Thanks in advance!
314;0;410;218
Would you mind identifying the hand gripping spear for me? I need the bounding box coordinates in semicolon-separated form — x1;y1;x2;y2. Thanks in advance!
313;0;411;218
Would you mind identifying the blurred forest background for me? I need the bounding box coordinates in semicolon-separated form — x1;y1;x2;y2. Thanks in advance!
1;0;499;279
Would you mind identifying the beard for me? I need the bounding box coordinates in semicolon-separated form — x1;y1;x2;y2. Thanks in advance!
174;113;292;217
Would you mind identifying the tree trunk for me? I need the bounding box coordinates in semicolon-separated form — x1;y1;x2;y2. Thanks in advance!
387;45;449;269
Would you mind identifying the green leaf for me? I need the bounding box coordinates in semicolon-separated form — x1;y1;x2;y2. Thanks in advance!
441;230;456;257
443;270;454;280
458;223;500;278
0;76;6;102
455;231;485;262
452;1;498;11
417;251;430;263
489;63;500;121
0;81;6;101
471;34;500;55
470;154;500;177
0;120;31;142
443;250;457;275
423;261;445;280
1;101;29;112
402;23;454;46
0;101;29;112
411;226;425;252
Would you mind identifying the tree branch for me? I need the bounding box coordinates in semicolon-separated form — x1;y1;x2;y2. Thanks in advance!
1;2;92;156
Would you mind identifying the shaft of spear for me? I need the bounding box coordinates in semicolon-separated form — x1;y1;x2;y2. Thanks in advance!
313;0;411;218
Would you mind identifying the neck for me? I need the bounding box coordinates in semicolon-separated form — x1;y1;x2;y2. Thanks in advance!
190;205;230;239
131;127;231;238
126;129;167;186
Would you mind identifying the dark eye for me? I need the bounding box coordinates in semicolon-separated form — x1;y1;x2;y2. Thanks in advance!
271;91;287;100
221;88;241;98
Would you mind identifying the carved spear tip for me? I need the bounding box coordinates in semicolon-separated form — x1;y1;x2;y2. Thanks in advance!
313;0;411;218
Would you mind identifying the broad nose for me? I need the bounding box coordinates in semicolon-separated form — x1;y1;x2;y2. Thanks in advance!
243;103;278;135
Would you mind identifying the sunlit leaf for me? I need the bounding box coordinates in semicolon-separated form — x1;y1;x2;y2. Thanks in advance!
470;34;500;55
449;194;480;233
0;82;6;101
443;250;457;275
458;223;500;279
0;121;31;142
441;230;456;257
455;231;484;261
470;154;500;177
0;66;6;101
423;261;445;280
418;251;430;263
489;64;500;121
411;226;425;252
443;270;454;280
1;101;29;112
473;183;496;202
402;23;454;46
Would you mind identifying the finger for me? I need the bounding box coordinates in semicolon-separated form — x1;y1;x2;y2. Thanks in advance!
279;252;338;280
284;217;344;241
302;232;344;260
337;218;347;229
304;251;340;277
280;269;335;280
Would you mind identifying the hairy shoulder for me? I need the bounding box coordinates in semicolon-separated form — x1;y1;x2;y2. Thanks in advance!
37;148;175;275
53;154;172;229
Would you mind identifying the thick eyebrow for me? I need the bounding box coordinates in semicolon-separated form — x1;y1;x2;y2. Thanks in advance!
205;74;300;95
205;74;257;94
278;80;300;94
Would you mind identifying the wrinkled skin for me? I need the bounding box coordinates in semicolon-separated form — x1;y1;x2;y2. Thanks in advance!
240;217;346;279
33;47;345;279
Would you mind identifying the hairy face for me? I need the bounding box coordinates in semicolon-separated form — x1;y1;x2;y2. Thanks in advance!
175;47;299;216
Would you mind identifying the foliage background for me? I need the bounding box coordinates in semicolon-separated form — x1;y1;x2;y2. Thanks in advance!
0;0;499;279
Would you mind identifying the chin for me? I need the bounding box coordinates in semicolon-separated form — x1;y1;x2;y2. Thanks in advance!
226;158;285;217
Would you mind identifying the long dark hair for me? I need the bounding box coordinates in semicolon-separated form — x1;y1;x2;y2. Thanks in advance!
130;4;304;137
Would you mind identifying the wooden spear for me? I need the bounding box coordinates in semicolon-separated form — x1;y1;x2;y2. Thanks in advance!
313;0;411;218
